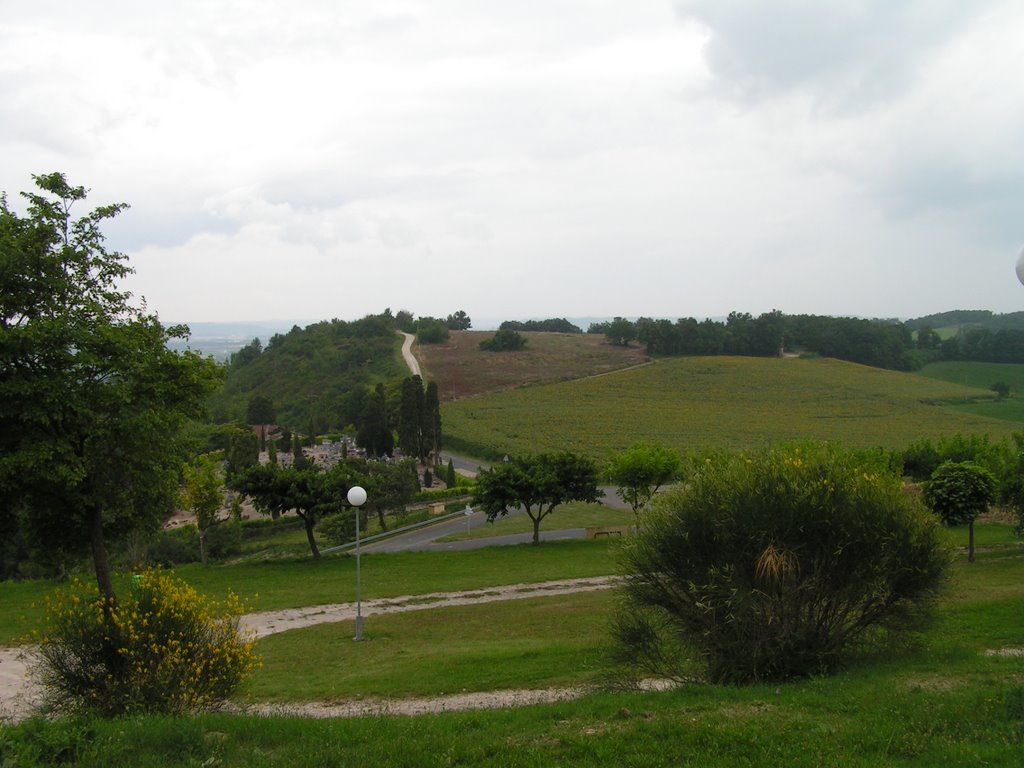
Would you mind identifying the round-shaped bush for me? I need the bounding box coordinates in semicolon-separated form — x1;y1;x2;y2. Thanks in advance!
615;445;951;683
34;569;259;715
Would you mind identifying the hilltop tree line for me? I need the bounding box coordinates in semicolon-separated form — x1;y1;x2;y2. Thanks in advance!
588;311;1024;371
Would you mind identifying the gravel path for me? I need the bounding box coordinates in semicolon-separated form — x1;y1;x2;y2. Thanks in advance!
1;576;620;722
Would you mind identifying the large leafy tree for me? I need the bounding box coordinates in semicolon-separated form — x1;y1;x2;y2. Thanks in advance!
0;173;222;601
473;452;602;544
606;442;682;519
229;463;343;559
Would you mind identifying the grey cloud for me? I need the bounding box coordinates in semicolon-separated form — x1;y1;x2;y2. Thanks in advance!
675;0;986;111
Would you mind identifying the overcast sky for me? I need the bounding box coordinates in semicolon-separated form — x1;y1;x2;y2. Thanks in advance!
3;1;1024;326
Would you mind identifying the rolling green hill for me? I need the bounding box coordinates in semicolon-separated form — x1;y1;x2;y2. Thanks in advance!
442;356;1021;459
209;314;406;433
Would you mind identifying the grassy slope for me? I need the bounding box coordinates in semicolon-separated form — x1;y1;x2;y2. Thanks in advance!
442;355;1020;459
6;543;1022;766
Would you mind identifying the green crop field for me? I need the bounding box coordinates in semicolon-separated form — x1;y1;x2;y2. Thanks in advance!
442;355;1021;460
917;361;1024;423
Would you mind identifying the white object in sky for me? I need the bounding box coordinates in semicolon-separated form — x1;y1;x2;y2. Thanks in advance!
1016;248;1024;287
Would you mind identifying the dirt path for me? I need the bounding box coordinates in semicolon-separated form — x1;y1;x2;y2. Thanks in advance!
1;576;619;722
398;331;421;377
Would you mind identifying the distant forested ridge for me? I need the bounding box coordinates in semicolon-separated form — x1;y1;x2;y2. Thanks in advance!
597;310;1024;371
903;310;1024;332
209;312;405;434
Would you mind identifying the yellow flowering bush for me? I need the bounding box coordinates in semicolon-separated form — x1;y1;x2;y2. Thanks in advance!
34;569;259;716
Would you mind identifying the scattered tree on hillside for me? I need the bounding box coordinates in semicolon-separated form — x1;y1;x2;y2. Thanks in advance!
180;453;224;567
606;442;682;519
446;458;457;488
500;318;582;333
991;381;1010;401
230;337;263;367
395;309;416;333
923;460;996;563
416;317;450;344
0;172;222;601
398;375;424;460
356;383;393;458
473;453;602;544
605;317;637;346
424;381;442;462
225;428;259;477
445;310;472;330
230;464;343;558
479;328;527;351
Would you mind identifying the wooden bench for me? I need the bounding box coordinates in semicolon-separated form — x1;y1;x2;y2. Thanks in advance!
585;525;632;540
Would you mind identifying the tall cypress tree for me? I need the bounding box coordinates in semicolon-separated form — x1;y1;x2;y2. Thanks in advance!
424;381;442;464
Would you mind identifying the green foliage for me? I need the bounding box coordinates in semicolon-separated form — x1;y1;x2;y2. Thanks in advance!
923;461;996;527
0;173;223;600
473;452;602;544
445;310;472;330
245;394;276;426
923;460;996;563
415;317;450;344
229;463;351;558
604;317;637;346
316;512;355;546
446;458;457;488
479;328;527;351
990;381;1010;400
210;314;403;433
33;570;258;716
180;453;224;567
615;445;951;683
356;382;394;458
500;317;583;333
605;442;682;517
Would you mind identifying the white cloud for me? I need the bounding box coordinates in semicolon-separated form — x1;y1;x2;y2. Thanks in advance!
3;1;1024;323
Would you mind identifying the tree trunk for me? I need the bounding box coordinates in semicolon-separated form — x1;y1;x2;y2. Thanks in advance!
531;513;541;545
199;530;209;567
376;506;388;532
302;514;321;558
968;520;975;563
88;505;116;604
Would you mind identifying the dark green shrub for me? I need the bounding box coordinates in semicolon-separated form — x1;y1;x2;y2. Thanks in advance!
205;520;243;559
318;512;355;546
147;526;200;566
33;569;259;716
615;444;951;684
479;329;527;351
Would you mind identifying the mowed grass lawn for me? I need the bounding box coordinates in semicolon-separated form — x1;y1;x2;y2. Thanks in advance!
443;356;1021;459
6;530;1022;767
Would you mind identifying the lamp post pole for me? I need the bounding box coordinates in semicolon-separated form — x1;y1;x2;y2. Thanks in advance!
347;485;368;641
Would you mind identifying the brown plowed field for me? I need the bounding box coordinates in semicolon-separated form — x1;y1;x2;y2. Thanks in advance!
414;331;649;401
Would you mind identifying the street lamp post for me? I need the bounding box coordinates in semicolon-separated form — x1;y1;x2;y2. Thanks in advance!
347;485;368;641
464;503;473;536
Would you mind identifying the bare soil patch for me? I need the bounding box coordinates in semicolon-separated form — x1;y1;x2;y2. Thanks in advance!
416;331;649;401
